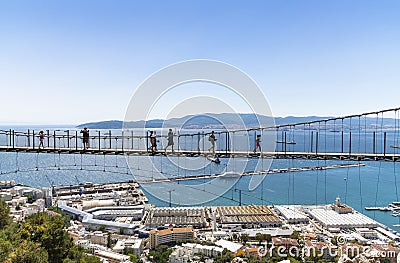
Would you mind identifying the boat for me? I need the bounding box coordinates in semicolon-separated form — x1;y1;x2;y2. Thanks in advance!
219;172;241;178
364;206;392;211
389;202;400;209
365;207;380;211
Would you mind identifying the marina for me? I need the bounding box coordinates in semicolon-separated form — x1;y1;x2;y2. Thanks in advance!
365;202;400;217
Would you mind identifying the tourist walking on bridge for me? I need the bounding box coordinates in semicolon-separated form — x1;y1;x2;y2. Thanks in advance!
165;128;174;153
149;131;157;153
80;127;89;150
208;131;217;154
253;134;262;153
38;130;45;149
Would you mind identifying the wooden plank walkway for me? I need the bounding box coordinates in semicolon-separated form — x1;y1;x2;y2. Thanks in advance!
0;145;399;161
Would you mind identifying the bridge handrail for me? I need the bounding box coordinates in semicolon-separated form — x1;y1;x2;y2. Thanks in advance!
1;106;400;140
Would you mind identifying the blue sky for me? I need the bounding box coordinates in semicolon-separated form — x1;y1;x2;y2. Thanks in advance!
0;0;399;124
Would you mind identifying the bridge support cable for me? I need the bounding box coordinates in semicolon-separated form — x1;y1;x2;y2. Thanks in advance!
324;121;327;207
291;125;296;205
357;115;363;214
374;112;384;219
394;110;399;202
395;110;400;224
314;122;321;208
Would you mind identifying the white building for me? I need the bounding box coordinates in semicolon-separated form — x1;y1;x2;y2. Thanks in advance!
113;239;142;256
94;250;132;263
58;203;137;234
182;243;223;258
275;206;309;224
169;243;223;263
307;207;379;230
215;239;243;254
169;247;191;263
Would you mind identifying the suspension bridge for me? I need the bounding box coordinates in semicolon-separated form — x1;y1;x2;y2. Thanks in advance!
1;107;400;213
1;107;400;161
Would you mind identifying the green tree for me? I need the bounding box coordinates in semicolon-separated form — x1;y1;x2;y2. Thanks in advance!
0;207;101;263
20;212;73;263
128;254;139;263
10;240;49;263
63;245;101;263
290;230;301;240
0;238;13;262
148;245;172;263
0;221;20;261
0;200;11;229
240;233;249;245
23;193;35;204
107;232;112;248
213;248;234;263
256;232;268;245
232;233;238;241
47;206;72;227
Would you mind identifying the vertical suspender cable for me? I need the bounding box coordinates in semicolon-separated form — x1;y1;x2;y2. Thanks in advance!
394;110;399;203
358;116;363;213
374;113;381;219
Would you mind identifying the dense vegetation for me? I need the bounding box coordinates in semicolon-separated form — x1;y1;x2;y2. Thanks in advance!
0;200;101;263
148;245;173;263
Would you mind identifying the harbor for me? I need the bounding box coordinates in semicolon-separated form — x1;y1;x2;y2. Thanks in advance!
365;202;400;218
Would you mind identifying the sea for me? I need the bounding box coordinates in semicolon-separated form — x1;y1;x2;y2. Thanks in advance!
1;126;400;231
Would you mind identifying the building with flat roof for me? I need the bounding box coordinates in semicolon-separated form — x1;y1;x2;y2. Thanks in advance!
149;226;194;249
113;239;142;256
376;227;400;242
86;205;144;221
182;243;223;258
307;207;379;229
216;205;281;228
274;206;309;224
94;250;131;263
214;239;243;254
58;203;137;234
241;228;293;238
145;207;206;229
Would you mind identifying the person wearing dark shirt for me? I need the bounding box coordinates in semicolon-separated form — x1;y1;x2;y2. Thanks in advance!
80;127;89;150
165;128;174;153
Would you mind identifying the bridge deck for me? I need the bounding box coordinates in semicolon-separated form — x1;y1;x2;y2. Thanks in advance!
0;146;399;161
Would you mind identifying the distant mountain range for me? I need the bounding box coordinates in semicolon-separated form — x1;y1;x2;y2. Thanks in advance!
77;113;398;130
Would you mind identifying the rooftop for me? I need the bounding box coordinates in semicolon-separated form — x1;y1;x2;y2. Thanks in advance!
308;208;378;228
